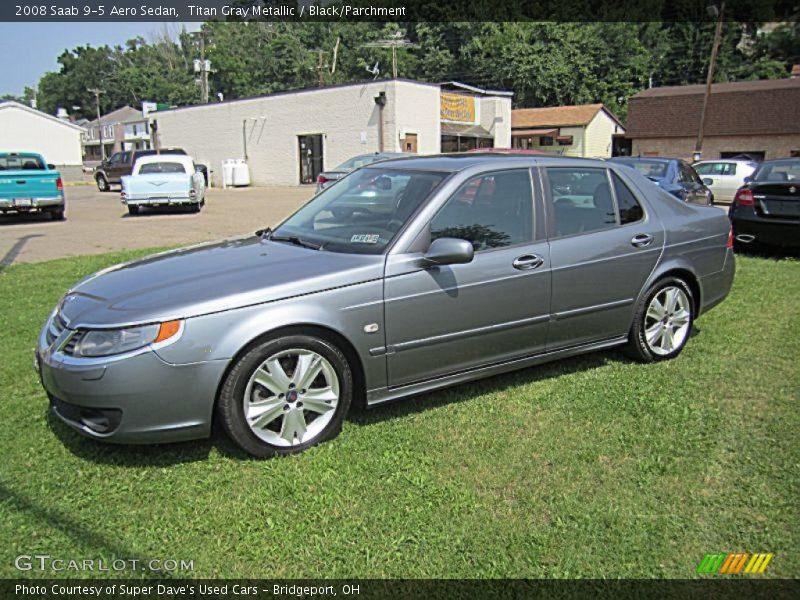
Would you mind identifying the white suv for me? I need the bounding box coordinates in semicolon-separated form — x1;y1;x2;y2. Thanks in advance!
693;159;758;204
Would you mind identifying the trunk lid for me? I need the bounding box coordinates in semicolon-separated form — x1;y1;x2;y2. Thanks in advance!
752;182;800;219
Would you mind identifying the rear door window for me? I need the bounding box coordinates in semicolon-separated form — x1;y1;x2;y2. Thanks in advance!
545;167;617;237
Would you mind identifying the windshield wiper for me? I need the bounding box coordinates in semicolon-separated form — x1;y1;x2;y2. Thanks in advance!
269;234;323;250
255;227;272;238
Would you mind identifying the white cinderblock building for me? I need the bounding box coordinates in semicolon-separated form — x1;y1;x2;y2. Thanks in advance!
151;79;512;187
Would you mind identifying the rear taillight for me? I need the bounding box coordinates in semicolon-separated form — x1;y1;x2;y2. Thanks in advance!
316;175;328;185
56;177;63;192
734;187;754;206
726;226;734;249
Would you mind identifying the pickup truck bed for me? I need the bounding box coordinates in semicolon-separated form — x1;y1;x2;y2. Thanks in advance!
0;153;65;220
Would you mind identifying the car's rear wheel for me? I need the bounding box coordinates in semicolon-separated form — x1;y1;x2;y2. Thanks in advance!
127;205;139;216
49;208;65;221
624;277;694;362
190;202;201;213
96;174;109;192
217;334;353;458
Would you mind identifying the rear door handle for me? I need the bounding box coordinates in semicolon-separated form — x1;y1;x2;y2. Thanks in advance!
631;233;654;248
512;254;544;270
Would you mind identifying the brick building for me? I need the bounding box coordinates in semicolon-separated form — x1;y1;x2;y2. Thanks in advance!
625;78;800;161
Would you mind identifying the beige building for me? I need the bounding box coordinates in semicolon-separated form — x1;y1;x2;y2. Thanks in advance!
0;100;85;180
510;104;625;157
626;78;800;161
151;79;512;187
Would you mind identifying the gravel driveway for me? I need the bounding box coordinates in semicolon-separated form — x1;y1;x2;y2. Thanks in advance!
0;185;312;265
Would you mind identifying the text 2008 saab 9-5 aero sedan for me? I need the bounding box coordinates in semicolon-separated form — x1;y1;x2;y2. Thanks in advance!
36;155;734;457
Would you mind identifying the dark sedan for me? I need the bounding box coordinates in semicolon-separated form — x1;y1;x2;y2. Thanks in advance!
730;158;800;249
610;157;713;205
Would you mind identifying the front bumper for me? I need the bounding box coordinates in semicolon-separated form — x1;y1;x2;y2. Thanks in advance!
36;321;229;444
0;196;64;212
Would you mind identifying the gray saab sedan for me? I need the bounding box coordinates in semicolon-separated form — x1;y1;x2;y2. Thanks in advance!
36;155;735;457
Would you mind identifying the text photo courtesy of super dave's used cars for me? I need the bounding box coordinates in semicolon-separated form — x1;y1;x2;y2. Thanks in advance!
36;155;735;457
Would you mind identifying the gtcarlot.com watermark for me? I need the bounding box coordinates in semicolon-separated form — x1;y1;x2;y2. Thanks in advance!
14;554;194;573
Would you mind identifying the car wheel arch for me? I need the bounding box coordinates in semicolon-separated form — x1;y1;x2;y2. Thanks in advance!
212;323;367;421
641;265;702;317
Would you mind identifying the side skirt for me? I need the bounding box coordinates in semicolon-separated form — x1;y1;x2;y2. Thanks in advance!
365;336;628;407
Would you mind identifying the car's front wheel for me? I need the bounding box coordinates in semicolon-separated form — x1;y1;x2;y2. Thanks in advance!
127;205;139;216
217;334;353;457
624;277;695;362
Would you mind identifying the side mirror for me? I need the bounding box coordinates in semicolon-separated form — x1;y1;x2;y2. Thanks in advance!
702;178;713;186
195;166;204;173
47;163;55;170
743;175;753;183
423;237;474;266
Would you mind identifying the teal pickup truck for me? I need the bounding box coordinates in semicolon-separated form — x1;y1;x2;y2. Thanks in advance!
0;152;65;220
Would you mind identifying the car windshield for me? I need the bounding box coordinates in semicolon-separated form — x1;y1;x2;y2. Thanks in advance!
272;167;448;254
333;154;387;171
138;162;187;174
753;160;800;183
616;160;669;180
0;155;44;170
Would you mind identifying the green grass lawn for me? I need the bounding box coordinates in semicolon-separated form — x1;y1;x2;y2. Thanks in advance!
0;250;797;579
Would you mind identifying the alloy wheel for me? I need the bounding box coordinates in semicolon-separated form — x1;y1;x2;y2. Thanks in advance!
644;286;691;356
242;348;340;447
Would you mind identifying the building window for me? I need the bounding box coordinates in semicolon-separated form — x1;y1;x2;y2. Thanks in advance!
540;136;554;146
557;135;573;145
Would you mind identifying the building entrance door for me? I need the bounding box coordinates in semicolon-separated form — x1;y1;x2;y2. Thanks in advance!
298;135;324;184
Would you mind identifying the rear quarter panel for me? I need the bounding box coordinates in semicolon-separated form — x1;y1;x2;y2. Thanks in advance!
624;169;733;314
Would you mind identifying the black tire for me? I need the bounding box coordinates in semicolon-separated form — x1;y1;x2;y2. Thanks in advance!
49;208;65;221
217;334;353;458
96;174;109;192
127;205;140;216
190;202;201;213
623;276;695;363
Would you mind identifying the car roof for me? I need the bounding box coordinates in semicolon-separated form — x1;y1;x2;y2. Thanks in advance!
610;156;676;164
374;153;611;173
134;154;193;166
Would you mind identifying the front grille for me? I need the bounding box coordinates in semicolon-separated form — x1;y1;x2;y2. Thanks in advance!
62;331;85;356
46;311;67;345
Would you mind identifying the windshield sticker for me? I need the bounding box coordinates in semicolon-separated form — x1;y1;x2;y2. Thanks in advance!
351;234;380;244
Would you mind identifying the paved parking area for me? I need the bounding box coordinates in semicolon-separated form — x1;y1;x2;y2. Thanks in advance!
0;185;313;265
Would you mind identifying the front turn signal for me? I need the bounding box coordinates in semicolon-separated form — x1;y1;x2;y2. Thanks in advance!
155;320;183;343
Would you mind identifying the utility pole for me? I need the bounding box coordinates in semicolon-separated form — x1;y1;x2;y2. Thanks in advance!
330;36;340;76
363;32;415;79
694;1;725;161
88;88;106;160
192;32;212;104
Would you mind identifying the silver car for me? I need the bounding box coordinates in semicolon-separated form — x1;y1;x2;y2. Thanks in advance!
36;156;735;457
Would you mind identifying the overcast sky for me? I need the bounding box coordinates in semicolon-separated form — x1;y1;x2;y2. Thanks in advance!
0;22;201;97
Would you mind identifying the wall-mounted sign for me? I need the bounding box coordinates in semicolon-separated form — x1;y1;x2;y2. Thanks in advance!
440;93;476;124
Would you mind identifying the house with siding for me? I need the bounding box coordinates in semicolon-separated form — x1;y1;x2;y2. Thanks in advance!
510;104;625;157
625;78;800;161
0;100;85;181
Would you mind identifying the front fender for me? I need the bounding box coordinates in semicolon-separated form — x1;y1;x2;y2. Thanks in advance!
153;279;387;391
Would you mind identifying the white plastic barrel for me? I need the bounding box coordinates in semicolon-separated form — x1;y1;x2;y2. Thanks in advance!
222;159;236;188
231;159;251;187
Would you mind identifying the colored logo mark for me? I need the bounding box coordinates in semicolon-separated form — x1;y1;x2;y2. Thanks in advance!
697;552;774;574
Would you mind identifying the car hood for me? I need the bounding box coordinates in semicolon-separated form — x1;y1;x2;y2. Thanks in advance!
59;236;385;328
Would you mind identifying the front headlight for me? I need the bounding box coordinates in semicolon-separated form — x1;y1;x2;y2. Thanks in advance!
72;320;183;357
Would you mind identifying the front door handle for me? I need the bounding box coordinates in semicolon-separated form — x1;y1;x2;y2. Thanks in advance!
512;254;544;270
631;233;654;248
